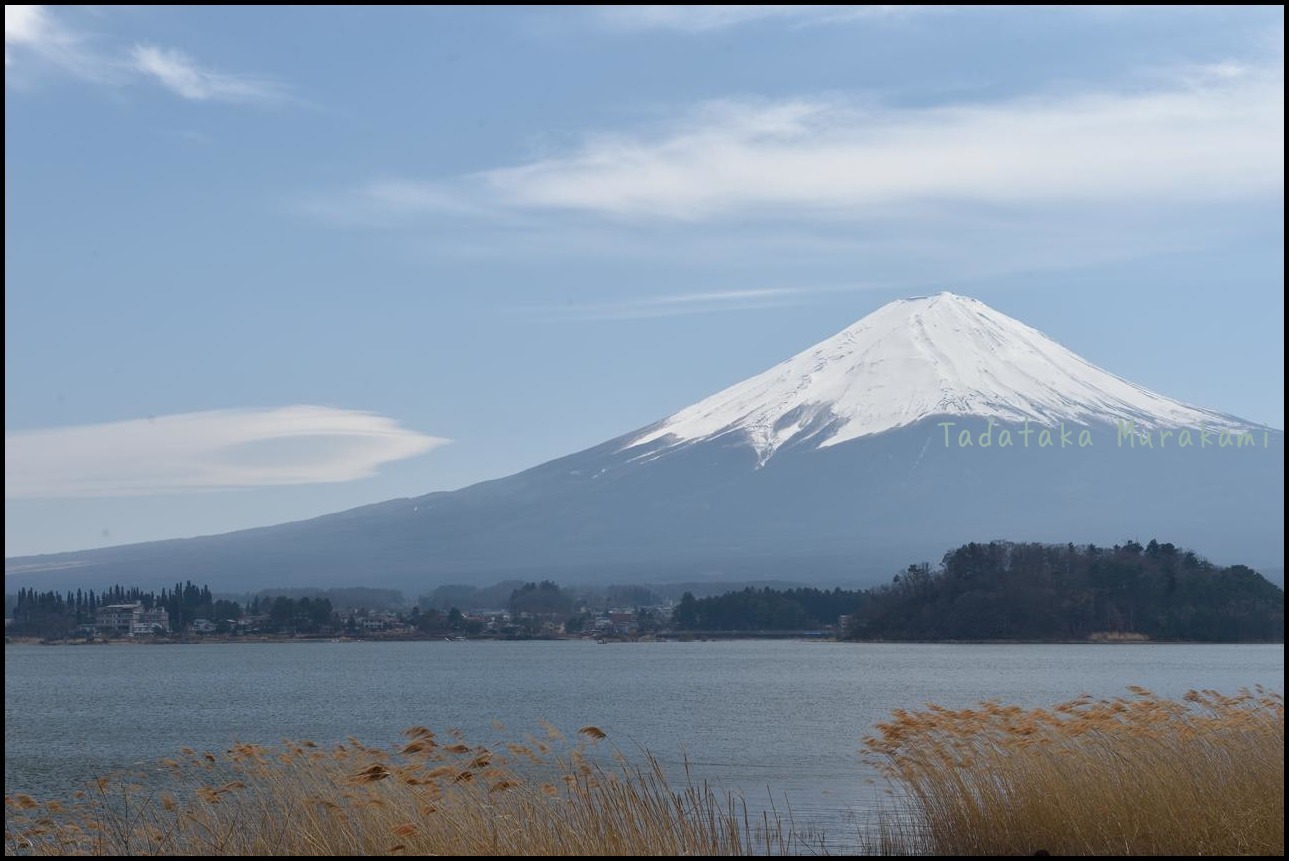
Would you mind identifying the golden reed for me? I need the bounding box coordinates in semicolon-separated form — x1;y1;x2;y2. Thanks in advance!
6;688;1281;855
4;722;789;856
864;687;1283;856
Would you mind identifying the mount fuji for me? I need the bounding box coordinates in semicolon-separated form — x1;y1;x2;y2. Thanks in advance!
6;293;1283;593
627;292;1255;463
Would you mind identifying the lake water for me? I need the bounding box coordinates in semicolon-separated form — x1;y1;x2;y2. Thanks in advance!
5;640;1283;849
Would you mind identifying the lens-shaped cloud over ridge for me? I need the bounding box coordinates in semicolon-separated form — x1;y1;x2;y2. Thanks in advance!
5;406;448;498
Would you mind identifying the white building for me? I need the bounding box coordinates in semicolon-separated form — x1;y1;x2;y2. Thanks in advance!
95;602;170;636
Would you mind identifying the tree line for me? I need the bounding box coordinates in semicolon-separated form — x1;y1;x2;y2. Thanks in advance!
846;539;1282;642
8;538;1281;642
5;582;340;639
672;586;864;631
669;539;1282;642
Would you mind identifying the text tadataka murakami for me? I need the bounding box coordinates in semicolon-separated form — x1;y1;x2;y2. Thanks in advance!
936;420;1273;449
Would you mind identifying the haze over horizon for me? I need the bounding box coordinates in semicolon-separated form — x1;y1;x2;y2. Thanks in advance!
6;5;1284;557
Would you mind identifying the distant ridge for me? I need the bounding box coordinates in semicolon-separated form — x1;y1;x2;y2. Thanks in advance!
7;293;1282;594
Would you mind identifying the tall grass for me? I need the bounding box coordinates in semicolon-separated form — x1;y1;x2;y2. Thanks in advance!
7;689;1282;856
4;724;790;856
864;686;1284;856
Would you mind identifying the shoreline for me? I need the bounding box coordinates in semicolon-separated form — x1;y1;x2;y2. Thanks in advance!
6;634;1283;647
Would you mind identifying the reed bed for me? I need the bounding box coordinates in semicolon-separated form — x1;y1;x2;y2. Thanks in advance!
863;686;1284;857
7;688;1282;856
4;724;790;856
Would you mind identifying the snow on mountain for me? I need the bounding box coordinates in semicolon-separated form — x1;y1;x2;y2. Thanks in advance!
6;291;1282;593
625;292;1254;464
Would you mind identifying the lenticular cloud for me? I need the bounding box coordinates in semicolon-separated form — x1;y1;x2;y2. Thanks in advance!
5;406;448;498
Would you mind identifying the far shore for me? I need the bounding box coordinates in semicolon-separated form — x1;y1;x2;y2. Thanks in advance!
6;633;1282;647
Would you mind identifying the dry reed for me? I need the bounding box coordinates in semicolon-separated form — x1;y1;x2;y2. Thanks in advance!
7;688;1282;856
864;686;1284;856
4;725;791;856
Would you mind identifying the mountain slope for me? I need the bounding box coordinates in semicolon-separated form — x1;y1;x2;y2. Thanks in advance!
627;292;1250;464
6;294;1283;594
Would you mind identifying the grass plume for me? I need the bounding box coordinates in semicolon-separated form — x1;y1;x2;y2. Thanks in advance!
4;726;789;856
6;688;1282;856
864;686;1284;856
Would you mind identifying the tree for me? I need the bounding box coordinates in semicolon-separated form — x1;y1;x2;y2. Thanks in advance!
413;608;446;634
673;592;700;629
509;581;573;620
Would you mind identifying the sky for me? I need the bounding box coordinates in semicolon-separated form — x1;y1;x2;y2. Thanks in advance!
5;5;1284;558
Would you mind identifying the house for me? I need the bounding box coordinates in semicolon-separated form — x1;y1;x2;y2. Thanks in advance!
358;610;405;632
237;615;269;633
593;610;637;636
607;611;636;635
95;602;171;636
95;603;140;635
131;605;170;636
190;619;218;634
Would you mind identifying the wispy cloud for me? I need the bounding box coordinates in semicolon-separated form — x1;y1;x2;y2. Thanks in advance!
323;63;1280;225
478;71;1282;219
526;284;876;321
591;6;1284;35
4;4;115;81
593;5;923;33
5;6;288;104
6;5;51;62
5;407;447;499
131;44;286;103
297;177;499;227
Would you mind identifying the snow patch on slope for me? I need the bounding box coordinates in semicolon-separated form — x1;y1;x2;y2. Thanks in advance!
624;292;1255;464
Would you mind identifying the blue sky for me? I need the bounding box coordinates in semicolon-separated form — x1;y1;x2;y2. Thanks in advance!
5;5;1284;557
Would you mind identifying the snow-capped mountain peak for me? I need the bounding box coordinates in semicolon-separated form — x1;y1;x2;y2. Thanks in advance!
624;291;1251;463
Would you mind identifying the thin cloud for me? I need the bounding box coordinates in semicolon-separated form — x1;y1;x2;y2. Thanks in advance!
326;64;1281;225
530;285;863;321
5;6;288;103
5;406;447;499
591;6;1274;34
131;44;286;103
6;5;49;59
593;5;924;33
4;4;116;81
478;72;1283;219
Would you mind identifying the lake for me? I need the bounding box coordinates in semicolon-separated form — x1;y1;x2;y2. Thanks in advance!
4;639;1283;849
